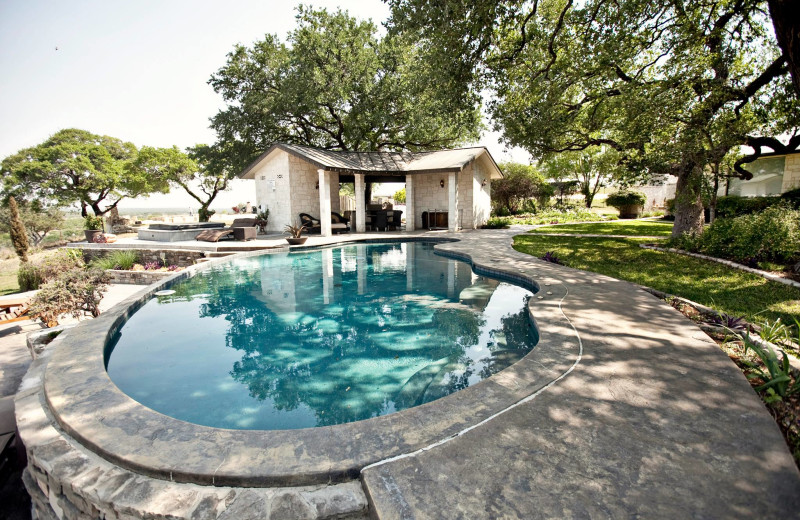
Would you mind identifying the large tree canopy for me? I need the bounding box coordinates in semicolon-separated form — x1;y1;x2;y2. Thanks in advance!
1;129;169;216
389;0;800;236
208;6;483;172
130;145;236;222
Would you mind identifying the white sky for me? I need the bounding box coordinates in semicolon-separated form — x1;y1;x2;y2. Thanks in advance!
0;0;529;210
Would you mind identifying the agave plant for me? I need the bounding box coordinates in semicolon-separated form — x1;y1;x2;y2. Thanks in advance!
284;224;307;238
540;251;563;265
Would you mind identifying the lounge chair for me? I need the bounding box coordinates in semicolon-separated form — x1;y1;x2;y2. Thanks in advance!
0;297;30;324
196;218;258;242
299;213;349;234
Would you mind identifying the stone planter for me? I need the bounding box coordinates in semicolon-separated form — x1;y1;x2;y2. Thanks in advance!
84;229;103;242
617;204;643;219
286;237;308;245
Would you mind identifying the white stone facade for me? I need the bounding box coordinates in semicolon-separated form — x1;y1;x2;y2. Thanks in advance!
250;151;341;232
246;147;497;233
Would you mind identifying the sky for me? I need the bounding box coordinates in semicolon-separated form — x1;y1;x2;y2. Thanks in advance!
0;0;529;211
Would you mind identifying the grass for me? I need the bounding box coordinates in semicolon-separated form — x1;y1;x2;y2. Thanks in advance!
0;256;19;296
529;220;675;237
513;234;800;324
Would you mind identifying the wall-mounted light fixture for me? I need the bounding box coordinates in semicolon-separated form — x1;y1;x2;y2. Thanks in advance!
481;179;487;187
440;179;445;188
315;181;320;190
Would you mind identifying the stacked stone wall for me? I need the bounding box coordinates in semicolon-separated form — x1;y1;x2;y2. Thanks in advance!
782;154;800;192
79;248;204;267
252;152;293;233
15;335;369;520
472;161;492;228
412;173;451;228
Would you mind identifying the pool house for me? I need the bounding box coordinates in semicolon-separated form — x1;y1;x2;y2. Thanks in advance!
238;143;503;235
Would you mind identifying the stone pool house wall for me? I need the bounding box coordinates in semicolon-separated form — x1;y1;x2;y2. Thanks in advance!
238;143;502;235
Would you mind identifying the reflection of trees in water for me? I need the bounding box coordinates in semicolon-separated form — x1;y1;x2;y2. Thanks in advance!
159;249;536;426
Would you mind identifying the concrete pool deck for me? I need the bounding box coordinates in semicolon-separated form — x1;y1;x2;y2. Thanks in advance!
14;228;800;519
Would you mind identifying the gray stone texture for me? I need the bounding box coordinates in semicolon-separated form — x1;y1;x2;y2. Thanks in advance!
12;229;800;519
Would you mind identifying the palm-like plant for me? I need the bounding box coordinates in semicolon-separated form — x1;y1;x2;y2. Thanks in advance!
284;224;306;238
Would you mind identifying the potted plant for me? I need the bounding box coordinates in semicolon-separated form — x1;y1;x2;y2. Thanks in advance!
605;190;647;219
83;215;105;242
284;223;308;245
256;208;270;234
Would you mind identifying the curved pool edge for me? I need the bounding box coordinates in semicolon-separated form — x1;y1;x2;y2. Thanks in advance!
40;236;583;487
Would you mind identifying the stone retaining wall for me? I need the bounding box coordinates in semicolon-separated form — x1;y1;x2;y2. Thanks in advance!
104;270;176;285
16;331;370;520
79;248;205;267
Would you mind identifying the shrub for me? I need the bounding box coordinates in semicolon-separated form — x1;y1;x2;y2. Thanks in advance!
16;249;84;291
605;190;647;209
715;195;780;218
17;262;43;291
90;250;139;270
780;187;800;208
83;214;104;230
29;268;109;326
678;204;800;265
513;208;606;225
483;217;512;229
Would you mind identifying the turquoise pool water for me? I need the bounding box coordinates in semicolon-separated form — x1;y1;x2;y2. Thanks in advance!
105;242;538;430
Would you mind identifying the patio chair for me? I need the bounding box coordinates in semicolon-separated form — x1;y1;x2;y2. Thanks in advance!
373;211;389;231
196;218;258;242
299;213;322;234
300;213;349;234
0;297;30;325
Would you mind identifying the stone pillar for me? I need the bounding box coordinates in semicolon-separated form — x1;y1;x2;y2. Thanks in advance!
447;258;456;298
405;242;415;291
448;171;459;232
318;169;332;237
322;248;334;304
357;244;367;295
405;175;415;231
355;174;366;233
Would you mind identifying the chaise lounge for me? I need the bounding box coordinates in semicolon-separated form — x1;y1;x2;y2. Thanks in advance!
299;213;350;234
196;218;259;242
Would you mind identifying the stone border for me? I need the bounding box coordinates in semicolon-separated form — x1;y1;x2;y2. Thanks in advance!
39;237;582;487
640;244;800;288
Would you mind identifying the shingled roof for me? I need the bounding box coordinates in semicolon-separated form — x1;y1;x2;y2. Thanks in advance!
239;143;503;179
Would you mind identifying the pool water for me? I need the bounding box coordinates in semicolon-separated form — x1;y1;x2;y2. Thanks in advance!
106;242;538;430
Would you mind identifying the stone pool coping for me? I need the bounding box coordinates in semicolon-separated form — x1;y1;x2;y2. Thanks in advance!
40;236;582;487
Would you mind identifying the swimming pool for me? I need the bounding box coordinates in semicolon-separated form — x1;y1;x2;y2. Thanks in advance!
106;242;538;430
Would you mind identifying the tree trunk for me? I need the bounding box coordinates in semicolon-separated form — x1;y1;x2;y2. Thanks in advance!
198;205;214;222
671;166;705;237
768;0;800;96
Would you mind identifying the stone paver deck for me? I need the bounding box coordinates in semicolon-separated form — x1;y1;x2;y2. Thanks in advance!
361;230;800;518
10;228;800;519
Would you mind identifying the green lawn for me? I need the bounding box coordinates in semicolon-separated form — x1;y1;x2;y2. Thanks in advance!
530;220;675;237
513;234;800;325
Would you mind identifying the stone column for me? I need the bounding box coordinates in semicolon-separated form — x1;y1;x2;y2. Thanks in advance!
322;248;334;304
357;244;367;295
355;174;366;233
405;242;415;291
318;169;332;237
405;175;415;231
448;170;459;232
